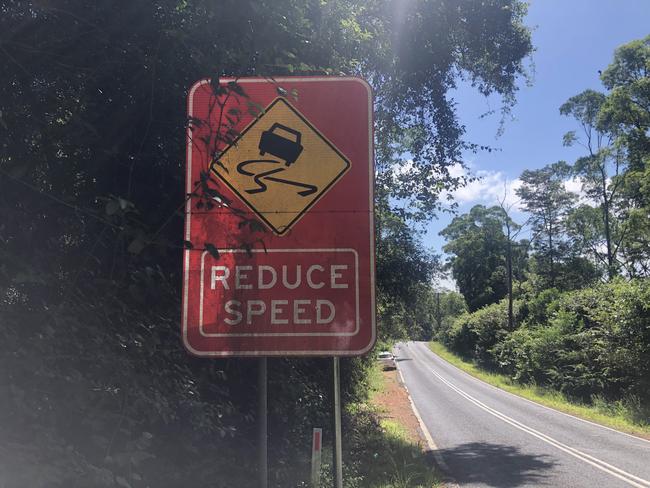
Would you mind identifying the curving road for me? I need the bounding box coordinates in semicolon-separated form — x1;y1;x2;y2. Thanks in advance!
395;341;650;488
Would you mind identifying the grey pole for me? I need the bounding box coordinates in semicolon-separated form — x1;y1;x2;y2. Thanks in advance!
259;357;268;488
333;357;343;488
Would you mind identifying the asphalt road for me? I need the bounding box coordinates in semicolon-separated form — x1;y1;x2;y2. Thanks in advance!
395;341;650;488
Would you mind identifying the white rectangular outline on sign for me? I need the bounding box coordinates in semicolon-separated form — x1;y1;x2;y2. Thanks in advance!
182;76;376;356
198;248;359;337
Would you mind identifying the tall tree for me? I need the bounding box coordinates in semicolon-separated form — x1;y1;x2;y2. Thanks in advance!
376;205;440;341
431;290;467;338
561;89;624;279
497;193;528;329
516;162;577;289
598;35;650;276
440;205;509;311
599;35;650;177
369;0;533;220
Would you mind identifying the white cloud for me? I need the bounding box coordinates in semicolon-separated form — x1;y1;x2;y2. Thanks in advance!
394;160;602;211
564;176;583;195
443;163;524;210
434;275;458;292
564;176;603;207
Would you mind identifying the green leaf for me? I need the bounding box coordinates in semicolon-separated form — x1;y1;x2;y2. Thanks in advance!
118;197;133;211
105;200;120;216
209;75;221;96
8;165;27;178
115;476;132;488
228;81;247;97
205;243;220;259
128;235;147;254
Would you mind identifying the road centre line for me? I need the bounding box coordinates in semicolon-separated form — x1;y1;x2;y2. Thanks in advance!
429;368;650;488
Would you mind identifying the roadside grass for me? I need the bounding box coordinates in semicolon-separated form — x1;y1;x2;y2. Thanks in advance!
337;364;441;488
428;341;650;439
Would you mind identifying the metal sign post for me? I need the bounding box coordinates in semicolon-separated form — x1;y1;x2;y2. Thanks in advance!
259;357;268;488
333;357;343;488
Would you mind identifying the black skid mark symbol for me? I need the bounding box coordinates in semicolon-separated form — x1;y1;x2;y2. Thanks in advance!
236;159;317;196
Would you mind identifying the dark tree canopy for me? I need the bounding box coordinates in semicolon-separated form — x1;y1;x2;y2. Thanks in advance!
0;1;533;486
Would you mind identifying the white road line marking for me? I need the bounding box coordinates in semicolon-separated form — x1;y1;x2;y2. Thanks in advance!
430;368;650;488
395;348;458;486
417;342;650;447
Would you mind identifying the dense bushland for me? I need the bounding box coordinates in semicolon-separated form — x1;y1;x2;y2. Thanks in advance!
0;0;532;486
437;279;650;422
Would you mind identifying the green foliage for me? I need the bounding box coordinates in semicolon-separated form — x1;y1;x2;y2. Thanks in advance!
440;300;516;368
435;33;650;434
431;291;467;338
598;35;650;276
376;208;440;343
441;205;511;311
337;402;441;488
0;0;534;485
429;341;650;436
561;88;627;279
371;0;533;219
517;288;561;328
555;35;650;279
516;161;578;289
438;279;650;423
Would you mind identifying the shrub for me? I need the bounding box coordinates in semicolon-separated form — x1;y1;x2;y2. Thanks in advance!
443;300;514;369
444;279;650;418
547;279;650;403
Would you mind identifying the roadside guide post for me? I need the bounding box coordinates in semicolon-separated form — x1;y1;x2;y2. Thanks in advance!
183;77;375;488
311;427;323;487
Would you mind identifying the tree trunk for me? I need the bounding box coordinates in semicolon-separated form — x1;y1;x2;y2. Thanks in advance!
602;178;614;280
507;238;513;329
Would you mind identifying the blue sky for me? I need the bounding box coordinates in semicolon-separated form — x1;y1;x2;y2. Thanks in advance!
423;0;650;277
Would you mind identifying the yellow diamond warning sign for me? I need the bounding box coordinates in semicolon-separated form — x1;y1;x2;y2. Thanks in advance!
210;97;351;235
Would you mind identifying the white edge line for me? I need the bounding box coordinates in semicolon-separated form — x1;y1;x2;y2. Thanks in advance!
422;342;650;446
395;359;452;475
430;368;650;488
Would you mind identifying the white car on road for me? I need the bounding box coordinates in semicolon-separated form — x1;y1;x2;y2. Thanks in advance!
377;351;397;370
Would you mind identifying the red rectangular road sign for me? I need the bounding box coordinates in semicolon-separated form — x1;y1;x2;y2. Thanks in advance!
182;77;375;356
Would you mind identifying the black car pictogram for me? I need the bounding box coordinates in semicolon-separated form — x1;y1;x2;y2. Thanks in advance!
258;123;303;166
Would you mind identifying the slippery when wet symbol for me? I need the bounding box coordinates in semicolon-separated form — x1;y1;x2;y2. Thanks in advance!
211;97;351;235
236;160;318;196
235;123;317;197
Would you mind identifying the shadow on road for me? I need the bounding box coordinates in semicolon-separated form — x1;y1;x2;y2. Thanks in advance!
435;442;556;487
